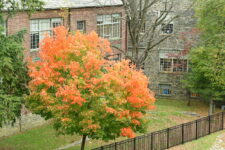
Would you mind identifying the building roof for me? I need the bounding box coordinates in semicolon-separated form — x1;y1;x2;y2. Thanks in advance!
42;0;123;9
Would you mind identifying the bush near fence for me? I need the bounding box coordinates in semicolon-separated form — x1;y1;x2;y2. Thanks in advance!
93;112;225;150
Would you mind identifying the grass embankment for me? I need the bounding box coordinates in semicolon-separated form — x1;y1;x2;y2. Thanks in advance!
0;99;221;150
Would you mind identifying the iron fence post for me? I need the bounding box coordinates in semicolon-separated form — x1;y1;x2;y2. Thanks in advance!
222;112;224;129
133;138;136;150
115;142;117;150
167;128;170;149
182;124;184;144
151;133;154;150
196;120;198;139
209;115;211;134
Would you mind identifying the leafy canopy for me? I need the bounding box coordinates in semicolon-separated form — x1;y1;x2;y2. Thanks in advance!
0;0;44;127
0;30;29;127
27;26;155;140
183;0;225;101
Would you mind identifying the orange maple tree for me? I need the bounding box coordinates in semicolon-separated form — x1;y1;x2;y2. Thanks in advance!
27;26;155;150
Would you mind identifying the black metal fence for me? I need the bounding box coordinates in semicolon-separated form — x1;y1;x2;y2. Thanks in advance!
92;112;225;150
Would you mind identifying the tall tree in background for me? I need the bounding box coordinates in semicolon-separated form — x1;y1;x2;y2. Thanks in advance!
183;0;225;115
27;27;155;150
0;0;44;127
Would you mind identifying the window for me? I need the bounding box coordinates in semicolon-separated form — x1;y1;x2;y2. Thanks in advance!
30;18;62;50
97;14;121;39
159;51;188;72
159;84;172;95
32;57;41;62
77;21;86;33
159;11;174;34
161;23;173;34
160;58;172;72
173;59;188;72
190;93;199;98
105;53;121;61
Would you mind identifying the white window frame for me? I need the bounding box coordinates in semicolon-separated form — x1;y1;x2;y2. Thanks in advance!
30;18;62;51
97;14;121;40
159;50;188;73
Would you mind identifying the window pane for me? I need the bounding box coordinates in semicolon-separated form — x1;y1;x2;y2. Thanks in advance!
77;21;86;33
97;25;103;37
30;33;39;49
173;59;188;72
97;14;121;39
160;58;172;72
39;19;51;31
30;20;39;32
52;18;62;28
97;15;103;24
103;24;112;38
104;15;112;24
112;14;120;23
162;23;173;34
40;31;51;41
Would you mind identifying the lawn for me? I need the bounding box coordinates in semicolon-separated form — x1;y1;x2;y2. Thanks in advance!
170;130;225;150
0;124;81;150
0;99;221;150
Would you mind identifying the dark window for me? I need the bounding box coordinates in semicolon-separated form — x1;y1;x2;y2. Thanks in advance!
30;33;39;49
162;23;173;34
77;21;86;33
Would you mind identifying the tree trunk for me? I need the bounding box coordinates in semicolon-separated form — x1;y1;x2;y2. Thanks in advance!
209;100;214;115
187;91;191;106
80;135;87;150
187;97;191;106
19;116;22;132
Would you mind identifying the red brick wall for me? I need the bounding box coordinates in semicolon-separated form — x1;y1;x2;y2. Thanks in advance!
6;6;126;59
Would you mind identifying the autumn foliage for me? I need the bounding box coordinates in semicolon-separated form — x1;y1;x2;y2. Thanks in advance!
27;26;155;141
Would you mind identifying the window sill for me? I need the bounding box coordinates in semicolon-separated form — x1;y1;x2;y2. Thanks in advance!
30;49;39;52
159;71;186;74
160;33;174;36
108;38;121;41
159;94;172;97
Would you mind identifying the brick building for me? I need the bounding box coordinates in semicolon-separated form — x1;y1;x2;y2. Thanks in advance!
2;0;197;99
3;0;126;61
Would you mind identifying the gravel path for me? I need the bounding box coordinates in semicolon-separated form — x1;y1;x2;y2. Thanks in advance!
210;132;225;150
55;137;90;150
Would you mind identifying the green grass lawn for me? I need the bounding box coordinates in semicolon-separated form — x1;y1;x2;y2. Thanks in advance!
0;124;81;150
170;130;225;150
0;99;221;150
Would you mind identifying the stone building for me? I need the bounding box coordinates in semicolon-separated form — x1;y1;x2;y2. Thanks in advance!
2;0;126;61
141;0;196;99
128;0;196;99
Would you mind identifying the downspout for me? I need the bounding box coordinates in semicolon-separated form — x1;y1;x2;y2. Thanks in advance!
68;8;71;31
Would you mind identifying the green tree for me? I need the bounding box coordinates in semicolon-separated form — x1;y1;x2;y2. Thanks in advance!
0;30;29;127
183;0;225;114
0;0;44;127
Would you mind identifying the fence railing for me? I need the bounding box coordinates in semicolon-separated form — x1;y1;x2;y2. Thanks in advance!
92;112;225;150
